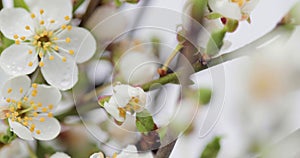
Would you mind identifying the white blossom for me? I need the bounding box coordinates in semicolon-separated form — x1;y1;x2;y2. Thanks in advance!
208;0;259;20
104;84;146;122
0;0;96;90
0;76;61;140
90;145;153;158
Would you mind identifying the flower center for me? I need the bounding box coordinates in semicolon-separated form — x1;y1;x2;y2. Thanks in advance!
2;84;54;135
12;9;75;67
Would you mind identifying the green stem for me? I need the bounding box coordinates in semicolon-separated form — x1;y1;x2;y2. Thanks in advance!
161;44;183;71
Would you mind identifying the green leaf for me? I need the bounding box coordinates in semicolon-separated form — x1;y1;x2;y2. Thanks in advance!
13;0;30;11
200;136;222;158
225;18;239;33
199;88;212;105
206;27;227;57
136;110;156;133
0;128;17;144
205;13;222;20
73;0;85;13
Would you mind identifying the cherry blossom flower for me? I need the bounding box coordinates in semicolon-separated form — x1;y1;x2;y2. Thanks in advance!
0;76;61;140
208;0;259;20
103;84;146;122
0;0;96;90
90;145;153;158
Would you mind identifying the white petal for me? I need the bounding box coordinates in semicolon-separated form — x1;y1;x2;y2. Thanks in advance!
31;116;61;140
104;101;124;122
119;52;158;85
90;152;105;158
242;0;259;14
112;84;146;107
8;119;34;141
41;52;78;90
28;84;61;112
118;145;139;158
2;76;31;101
50;152;71;158
209;0;242;20
28;0;72;29
0;44;38;76
0;8;34;39
57;27;97;63
0;67;11;96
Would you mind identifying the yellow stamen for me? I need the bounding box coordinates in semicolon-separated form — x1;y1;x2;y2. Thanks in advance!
62;57;67;62
15;40;20;45
7;88;12;93
33;106;38;110
49;55;54;60
61;24;67;30
39;62;45;67
13;34;19;39
67;25;72;31
48;104;53;110
48;112;53;117
25;25;31;30
69;50;74;55
50;19;55;23
65;37;71;43
30;13;35;19
33;112;38;117
36;130;41;134
23;97;28;101
9;106;14;112
40;9;44;15
42;107;47;112
37;102;42;107
54;46;59;51
39;117;45;122
39;52;43;58
20;36;26;41
6;98;11;103
64;16;70;21
28;62;33;67
28;50;33;54
32;83;38;89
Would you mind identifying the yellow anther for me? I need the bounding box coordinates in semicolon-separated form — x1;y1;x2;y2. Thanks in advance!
48;104;53;110
42;31;48;36
30;124;35;128
28;61;33;67
30;100;35;105
54;46;59;51
50;19;55;23
37;102;42;107
15;40;20;45
49;55;54;60
5;113;10;118
67;25;72;31
11;118;15;122
22;121;28;126
40;20;45;25
112;153;118;158
47;112;53;117
39;9;44;14
69;50;74;55
9;106;14;112
36;130;41;134
25;25;31;30
20;36;26;41
65;37;71;43
42;107;47;112
39;52;43;58
6;98;11;103
11;100;16;103
53;37;58;41
33;106;38;110
30;125;35;132
37;41;42;47
34;35;40;40
7;88;12;93
64;16;70;21
23;97;28;101
28;50;33;54
39;117;45;122
17;103;21;109
33;112;38;117
32;83;38;89
24;117;29;121
30;13;36;19
13;34;19;39
29;117;33;121
17;117;22;122
62;57;67;62
39;61;45;67
31;92;37;97
48;31;53;36
61;24;67;30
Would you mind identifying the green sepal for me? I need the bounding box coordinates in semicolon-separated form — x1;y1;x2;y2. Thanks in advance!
136;110;157;133
200;136;222;158
13;0;30;11
206;27;227;57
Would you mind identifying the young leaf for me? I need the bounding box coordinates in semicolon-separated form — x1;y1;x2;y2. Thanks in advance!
136;110;157;133
200;136;222;158
206;27;227;57
13;0;30;11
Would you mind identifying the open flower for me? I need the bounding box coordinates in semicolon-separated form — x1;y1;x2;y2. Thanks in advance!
208;0;259;20
103;84;146;122
0;76;61;140
0;0;96;90
90;145;153;158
